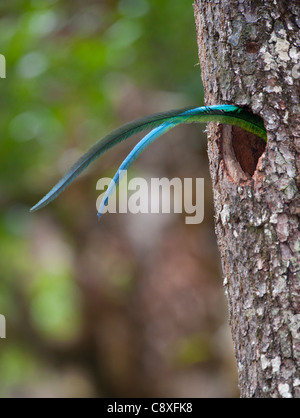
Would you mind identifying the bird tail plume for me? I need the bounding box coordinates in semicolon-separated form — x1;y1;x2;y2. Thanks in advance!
30;105;266;216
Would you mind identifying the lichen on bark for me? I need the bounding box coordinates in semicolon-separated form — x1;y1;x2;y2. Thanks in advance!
194;0;300;398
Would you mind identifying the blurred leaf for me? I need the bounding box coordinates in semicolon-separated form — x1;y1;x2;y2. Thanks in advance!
172;334;213;367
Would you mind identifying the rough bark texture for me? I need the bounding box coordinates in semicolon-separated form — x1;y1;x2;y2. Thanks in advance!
194;0;300;398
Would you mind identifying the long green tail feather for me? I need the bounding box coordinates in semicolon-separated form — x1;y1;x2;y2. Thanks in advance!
30;105;266;213
97;121;177;218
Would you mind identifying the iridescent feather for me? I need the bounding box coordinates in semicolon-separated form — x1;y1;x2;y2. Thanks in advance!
30;105;266;215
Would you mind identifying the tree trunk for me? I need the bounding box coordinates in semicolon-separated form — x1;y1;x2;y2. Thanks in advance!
194;0;300;398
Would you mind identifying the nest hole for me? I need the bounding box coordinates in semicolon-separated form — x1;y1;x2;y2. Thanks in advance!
222;125;266;183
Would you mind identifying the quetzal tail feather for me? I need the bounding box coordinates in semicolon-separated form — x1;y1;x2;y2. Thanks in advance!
97;120;177;218
30;105;266;214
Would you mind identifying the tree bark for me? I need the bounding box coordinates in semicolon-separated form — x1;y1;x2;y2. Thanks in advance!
194;0;300;398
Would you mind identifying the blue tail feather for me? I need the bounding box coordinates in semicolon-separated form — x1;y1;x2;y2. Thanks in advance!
30;105;266;217
97;120;177;218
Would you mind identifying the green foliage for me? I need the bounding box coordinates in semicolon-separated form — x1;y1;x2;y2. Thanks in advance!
0;0;205;397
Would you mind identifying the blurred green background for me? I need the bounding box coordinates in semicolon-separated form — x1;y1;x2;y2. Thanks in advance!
0;0;238;397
